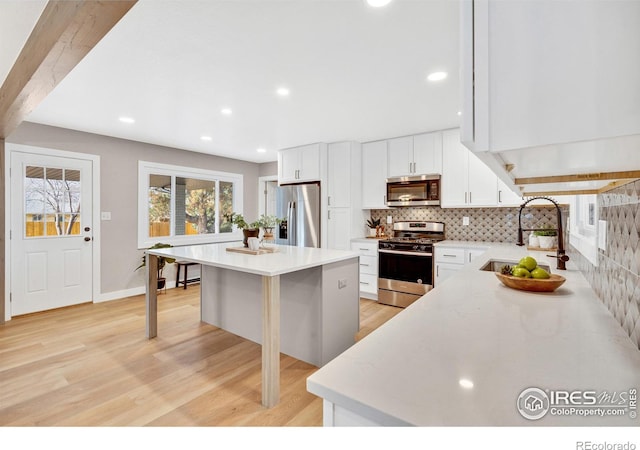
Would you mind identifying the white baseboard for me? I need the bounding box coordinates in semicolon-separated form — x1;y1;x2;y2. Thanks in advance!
96;286;146;303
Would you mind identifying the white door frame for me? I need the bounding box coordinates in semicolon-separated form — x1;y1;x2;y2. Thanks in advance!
5;143;101;321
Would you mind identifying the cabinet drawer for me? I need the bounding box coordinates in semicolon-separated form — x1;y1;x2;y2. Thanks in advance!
359;273;378;294
435;248;465;264
351;242;378;257
358;255;378;275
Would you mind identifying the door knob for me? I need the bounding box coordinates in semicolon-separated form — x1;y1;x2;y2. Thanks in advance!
84;237;91;242
84;227;91;232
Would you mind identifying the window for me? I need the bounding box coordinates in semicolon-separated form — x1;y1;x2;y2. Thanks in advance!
569;194;598;265
138;161;243;248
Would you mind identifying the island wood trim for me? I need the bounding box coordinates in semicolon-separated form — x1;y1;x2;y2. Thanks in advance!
514;171;640;186
145;253;158;338
262;275;281;408
0;0;137;138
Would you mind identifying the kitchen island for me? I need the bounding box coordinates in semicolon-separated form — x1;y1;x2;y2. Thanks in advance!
145;242;359;408
307;242;640;426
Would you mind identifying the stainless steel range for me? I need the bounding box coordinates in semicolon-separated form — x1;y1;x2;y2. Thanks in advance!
378;221;445;308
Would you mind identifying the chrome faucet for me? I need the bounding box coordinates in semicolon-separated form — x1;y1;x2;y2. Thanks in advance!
516;196;569;270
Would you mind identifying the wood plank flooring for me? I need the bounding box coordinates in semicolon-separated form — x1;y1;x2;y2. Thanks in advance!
0;287;401;426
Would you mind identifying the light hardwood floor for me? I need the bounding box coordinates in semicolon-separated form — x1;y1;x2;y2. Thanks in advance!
0;287;401;426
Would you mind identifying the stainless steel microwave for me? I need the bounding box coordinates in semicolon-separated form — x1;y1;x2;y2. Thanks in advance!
386;174;440;207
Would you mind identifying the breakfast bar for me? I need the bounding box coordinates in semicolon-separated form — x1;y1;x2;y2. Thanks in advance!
145;242;359;408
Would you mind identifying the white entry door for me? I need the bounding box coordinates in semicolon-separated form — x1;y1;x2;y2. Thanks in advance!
10;152;94;316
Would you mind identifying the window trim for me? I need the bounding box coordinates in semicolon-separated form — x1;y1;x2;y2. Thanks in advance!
569;194;598;266
137;161;243;249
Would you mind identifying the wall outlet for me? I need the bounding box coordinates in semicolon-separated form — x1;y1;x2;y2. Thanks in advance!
101;211;112;221
598;220;607;250
386;215;393;224
338;279;348;289
463;216;469;226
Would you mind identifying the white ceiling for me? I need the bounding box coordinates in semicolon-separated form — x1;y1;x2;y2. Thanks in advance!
3;0;461;163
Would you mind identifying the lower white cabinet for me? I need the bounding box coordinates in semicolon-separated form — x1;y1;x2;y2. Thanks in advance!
351;240;378;300
434;244;488;286
327;208;351;250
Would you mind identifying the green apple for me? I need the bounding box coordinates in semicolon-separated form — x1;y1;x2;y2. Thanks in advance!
511;267;532;278
518;256;538;272
531;267;550;279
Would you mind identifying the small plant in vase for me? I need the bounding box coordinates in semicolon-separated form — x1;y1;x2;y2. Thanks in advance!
257;214;283;242
225;212;261;247
534;224;558;249
136;242;176;290
366;218;381;237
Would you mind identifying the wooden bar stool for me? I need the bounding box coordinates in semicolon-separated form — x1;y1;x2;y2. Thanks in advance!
175;261;200;289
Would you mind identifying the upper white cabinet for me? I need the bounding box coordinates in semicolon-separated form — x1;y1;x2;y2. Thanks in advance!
361;140;388;209
461;0;640;154
441;129;497;207
278;143;323;184
497;178;523;207
327;142;351;208
387;132;442;177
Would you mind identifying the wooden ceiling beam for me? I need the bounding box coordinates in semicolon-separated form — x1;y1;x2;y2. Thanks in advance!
514;170;640;185
0;0;137;138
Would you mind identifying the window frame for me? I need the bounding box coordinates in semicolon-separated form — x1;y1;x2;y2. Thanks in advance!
569;194;598;266
137;161;243;249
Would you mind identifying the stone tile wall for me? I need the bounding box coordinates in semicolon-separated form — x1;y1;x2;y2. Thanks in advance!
569;180;640;350
369;205;569;243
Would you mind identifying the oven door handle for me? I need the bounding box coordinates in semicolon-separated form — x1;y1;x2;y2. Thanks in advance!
378;249;433;257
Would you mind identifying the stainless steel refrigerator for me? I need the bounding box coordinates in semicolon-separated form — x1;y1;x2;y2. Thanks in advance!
275;182;321;248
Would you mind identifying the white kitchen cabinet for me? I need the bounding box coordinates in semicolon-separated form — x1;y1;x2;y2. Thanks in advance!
278;143;323;184
327;208;351;251
324;142;366;250
434;245;488;286
351;240;378;300
387;132;442;177
327;142;351;208
460;0;640;156
497;178;524;207
441;128;497;207
361;140;388;209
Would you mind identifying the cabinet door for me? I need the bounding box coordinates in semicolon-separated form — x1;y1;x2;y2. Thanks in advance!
497;178;523;207
441;129;469;207
467;151;497;206
362;140;388;209
413;132;442;175
466;248;487;264
387;136;413;177
435;263;461;286
298;144;321;182
278;148;300;184
327;208;350;250
327;142;351;207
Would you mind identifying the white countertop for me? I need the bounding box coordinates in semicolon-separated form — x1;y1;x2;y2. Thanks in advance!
148;242;358;277
307;242;640;426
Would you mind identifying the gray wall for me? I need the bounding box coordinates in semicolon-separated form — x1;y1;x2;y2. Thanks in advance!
8;122;266;295
259;161;277;177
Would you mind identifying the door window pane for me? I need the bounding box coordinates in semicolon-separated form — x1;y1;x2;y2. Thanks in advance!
149;174;171;237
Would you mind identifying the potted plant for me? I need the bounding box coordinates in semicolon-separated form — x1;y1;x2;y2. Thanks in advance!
366;218;381;237
225;212;261;247
136;242;176;290
257;214;282;241
534;225;558;249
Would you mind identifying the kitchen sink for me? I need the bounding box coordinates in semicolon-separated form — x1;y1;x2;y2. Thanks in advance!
479;259;550;273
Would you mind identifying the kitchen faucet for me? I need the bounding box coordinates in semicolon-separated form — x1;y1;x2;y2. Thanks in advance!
516;196;570;270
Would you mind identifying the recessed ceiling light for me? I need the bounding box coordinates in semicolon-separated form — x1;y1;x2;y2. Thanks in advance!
119;116;135;124
276;87;290;96
221;108;232;115
459;379;474;389
367;0;392;7
457;111;462;116
201;136;212;141
427;71;448;82
257;148;267;153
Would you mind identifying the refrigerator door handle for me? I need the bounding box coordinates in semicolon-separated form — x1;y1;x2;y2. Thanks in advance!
290;201;297;245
